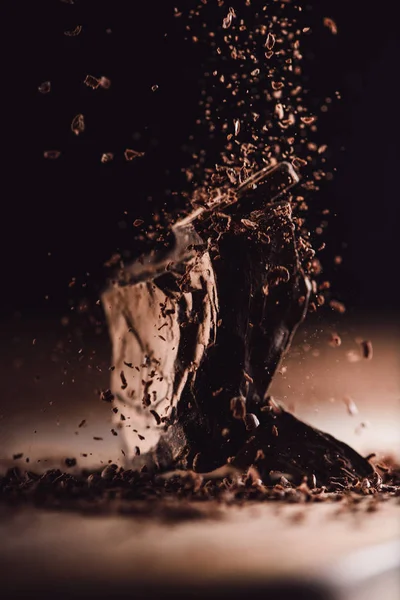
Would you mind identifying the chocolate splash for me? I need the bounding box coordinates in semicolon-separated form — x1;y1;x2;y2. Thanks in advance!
102;163;373;485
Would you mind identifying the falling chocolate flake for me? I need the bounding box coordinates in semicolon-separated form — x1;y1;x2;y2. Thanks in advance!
265;32;276;50
329;299;346;314
133;219;144;227
323;17;338;35
244;413;260;431
272;81;284;91
230;396;246;420
78;419;86;428
99;76;111;89
151;84;159;92
100;389;114;403
222;11;233;30
13;453;23;460
234;119;240;136
272;425;279;437
120;370;128;390
328;333;341;347
124;149;145;161
101;152;114;163
38;81;51;94
111;429;118;436
134;446;141;456
343;396;359;416
292;157;307;168
65;457;77;467
44;150;61;160
93;436;103;441
71;113;85;136
150;410;161;425
360;340;373;360
64;25;82;36
300;116;316;125
84;75;101;89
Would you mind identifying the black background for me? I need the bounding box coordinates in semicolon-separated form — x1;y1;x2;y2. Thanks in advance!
3;0;399;320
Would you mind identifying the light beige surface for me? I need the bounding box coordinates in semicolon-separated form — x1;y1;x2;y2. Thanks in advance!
0;499;399;587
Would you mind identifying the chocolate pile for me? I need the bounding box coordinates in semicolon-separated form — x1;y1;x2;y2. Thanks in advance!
1;458;398;520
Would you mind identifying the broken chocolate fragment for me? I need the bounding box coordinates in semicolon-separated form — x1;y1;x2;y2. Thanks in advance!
102;162;373;484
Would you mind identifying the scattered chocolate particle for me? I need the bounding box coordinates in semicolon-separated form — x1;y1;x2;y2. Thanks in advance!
134;446;141;456
133;219;144;227
360;340;373;360
323;17;338;35
300;116;316;125
120;370;128;390
71;113;85;136
212;387;224;397
138;434;145;441
343;396;359;416
265;32;276;50
244;413;260;431
64;25;82;36
99;76;111;89
124;361;134;368
125;149;145;161
101;152;114;163
272;425;279;437
111;429;118;436
13;453;23;460
112;407;119;414
230;396;246;420
151;84;159;91
65;458;77;467
84;74;101;89
329;333;341;347
38;81;51;94
292;157;307;169
120;414;126;421
43;150;61;160
78;419;86;428
150;410;161;425
100;389;114;403
101;464;118;480
329;299;346;314
93;436;103;441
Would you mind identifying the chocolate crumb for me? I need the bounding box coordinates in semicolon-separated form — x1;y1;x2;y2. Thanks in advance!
120;370;128;390
150;410;161;425
360;340;373;360
100;389;114;403
230;396;246;420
